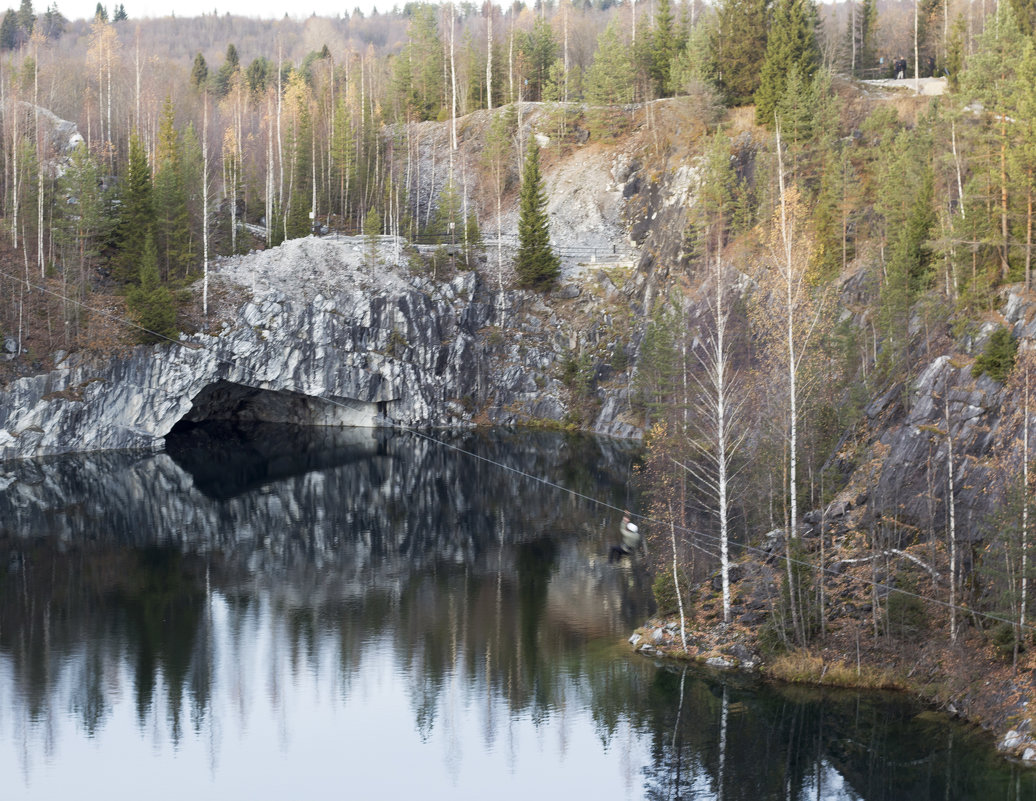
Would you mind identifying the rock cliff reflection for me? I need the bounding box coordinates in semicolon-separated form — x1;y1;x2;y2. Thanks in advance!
0;425;1029;800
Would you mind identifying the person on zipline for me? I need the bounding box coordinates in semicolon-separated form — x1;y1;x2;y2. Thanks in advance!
610;510;642;561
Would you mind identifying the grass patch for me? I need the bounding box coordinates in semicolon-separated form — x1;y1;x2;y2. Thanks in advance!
767;650;902;690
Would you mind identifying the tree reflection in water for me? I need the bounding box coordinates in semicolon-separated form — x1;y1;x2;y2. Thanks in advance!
0;424;1030;799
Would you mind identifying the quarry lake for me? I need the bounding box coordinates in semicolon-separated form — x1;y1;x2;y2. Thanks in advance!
0;425;1032;800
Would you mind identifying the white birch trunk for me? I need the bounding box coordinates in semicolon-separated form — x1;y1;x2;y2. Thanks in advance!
669;513;688;651
203;96;209;319
716;254;731;625
35;51;42;276
266;93;273;247
1022;366;1030;634
486;9;493;111
277;43;284;218
945;396;958;643
914;0;920;92
12;104;18;249
776;121;802;643
450;3;458;158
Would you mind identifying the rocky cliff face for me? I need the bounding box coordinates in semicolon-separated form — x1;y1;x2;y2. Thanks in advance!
841;289;1036;538
0;235;643;462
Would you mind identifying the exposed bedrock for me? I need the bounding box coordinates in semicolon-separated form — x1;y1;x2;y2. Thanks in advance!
0;238;639;461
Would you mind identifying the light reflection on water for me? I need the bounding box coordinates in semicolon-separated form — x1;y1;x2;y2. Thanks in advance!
0;424;1032;800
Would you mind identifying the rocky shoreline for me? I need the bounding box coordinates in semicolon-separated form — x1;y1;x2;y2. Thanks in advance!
630;614;1036;766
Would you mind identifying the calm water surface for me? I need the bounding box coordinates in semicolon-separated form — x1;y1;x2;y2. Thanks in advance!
0;425;1032;800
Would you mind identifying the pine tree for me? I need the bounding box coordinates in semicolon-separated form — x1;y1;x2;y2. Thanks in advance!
126;233;177;345
514;141;559;290
712;0;770;106
754;0;820;126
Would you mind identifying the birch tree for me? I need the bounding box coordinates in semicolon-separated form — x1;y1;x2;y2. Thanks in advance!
750;128;832;644
675;260;746;625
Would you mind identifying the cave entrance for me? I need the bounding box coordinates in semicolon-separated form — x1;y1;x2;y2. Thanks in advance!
168;380;382;433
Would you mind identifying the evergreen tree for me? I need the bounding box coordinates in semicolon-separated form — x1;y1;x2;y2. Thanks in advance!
585;19;634;105
111;1;125;21
944;14;966;92
126;233;177;345
844;0;877;76
190;52;208;90
285;74;314;241
178;122;203;263
876;122;935;378
648;0;676;97
113;132;155;284
517;16;558;101
15;0;31;37
428;178;462;241
93;1;105;21
55;143;105;336
214;43;239;98
363;206;381;267
1010;0;1036;34
635;301;680;424
392;4;444;120
961;5;1027;284
514;141;559;290
245;56;271;101
755;0;820;126
1010;36;1036;290
40;3;63;38
153;96;192;281
0;11;17;50
712;0;770;106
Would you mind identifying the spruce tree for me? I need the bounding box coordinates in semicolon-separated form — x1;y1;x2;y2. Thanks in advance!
113;132;155;285
190;52;208;90
514;141;559;290
127;233;177;345
153;96;192;281
754;0;821;126
712;0;770;106
0;11;16;50
585;19;635;105
649;0;676;97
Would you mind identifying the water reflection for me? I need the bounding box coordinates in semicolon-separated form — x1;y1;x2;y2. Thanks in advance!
0;425;1030;800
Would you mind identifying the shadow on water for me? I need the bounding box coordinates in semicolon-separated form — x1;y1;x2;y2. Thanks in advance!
0;423;1032;799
